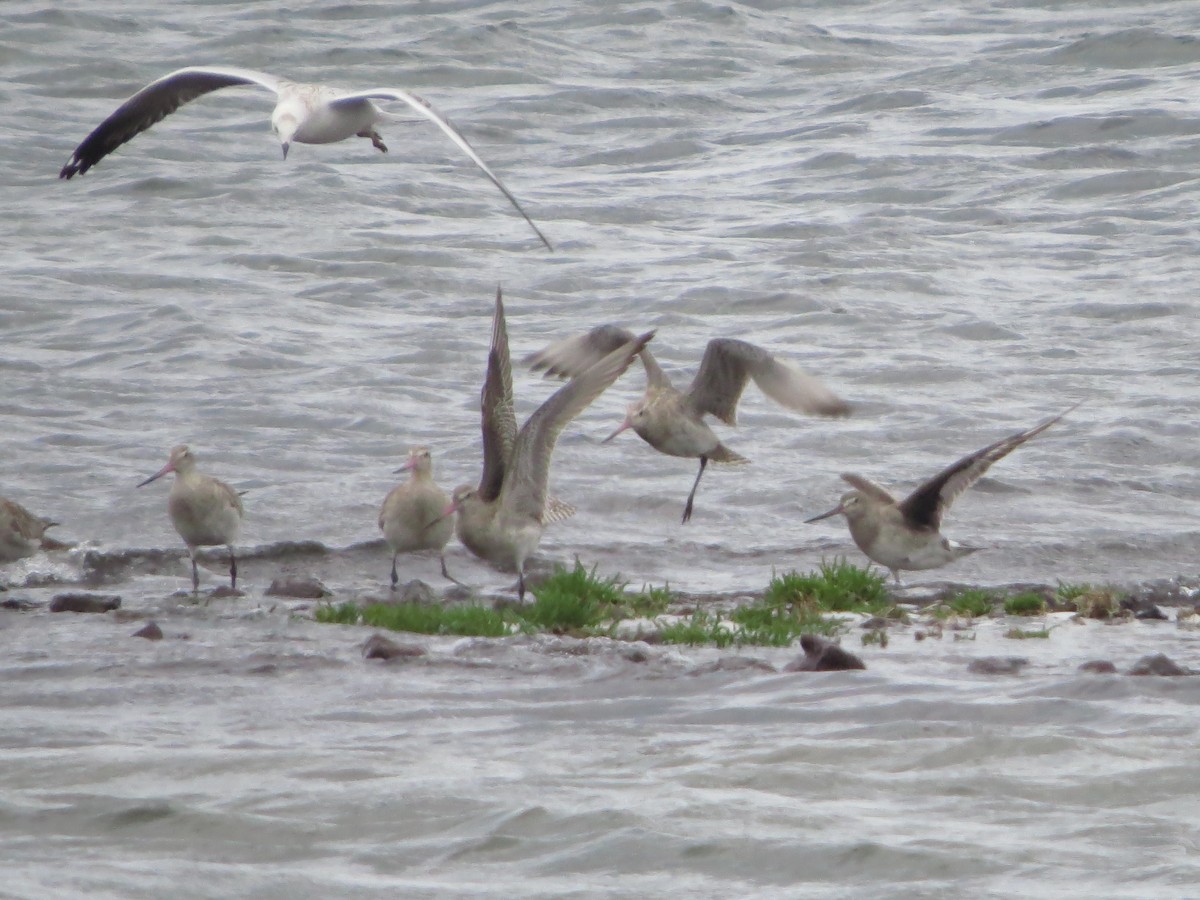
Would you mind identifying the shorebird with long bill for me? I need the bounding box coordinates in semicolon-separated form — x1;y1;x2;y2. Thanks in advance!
526;326;850;523
59;65;552;249
446;291;653;598
804;405;1080;583
379;446;456;588
138;445;244;593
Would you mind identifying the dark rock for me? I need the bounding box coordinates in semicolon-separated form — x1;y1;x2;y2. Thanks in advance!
1128;653;1193;676
362;633;426;661
1127;577;1200;609
132;622;163;641
785;634;866;672
1078;660;1118;674
1118;596;1168;620
861;616;889;630
398;580;435;605
620;644;652;664
1;597;41;610
265;575;329;599
208;586;245;600
967;656;1028;675
442;583;474;603
49;592;121;614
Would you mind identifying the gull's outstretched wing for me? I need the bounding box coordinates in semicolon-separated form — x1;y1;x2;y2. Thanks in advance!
60;66;283;178
335;87;552;250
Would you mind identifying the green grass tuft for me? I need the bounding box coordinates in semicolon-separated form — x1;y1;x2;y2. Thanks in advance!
524;561;627;631
1005;626;1051;639
627;584;674;618
315;602;361;625
1003;592;1047;616
1055;581;1094;603
360;602;511;637
730;599;844;644
942;589;996;618
659;610;737;647
765;559;891;614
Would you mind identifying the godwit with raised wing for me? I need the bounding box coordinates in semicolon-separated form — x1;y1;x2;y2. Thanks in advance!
527;326;849;523
805;405;1080;583
447;291;653;598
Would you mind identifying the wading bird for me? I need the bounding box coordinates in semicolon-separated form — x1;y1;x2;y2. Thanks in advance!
527;326;849;523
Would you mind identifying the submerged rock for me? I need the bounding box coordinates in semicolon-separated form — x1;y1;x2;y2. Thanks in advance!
1078;660;1118;674
49;592;121;614
785;634;866;672
398;579;435;605
362;633;426;661
132;621;164;641
1;596;41;610
1121;596;1168;620
266;575;329;599
967;656;1028;675
1128;653;1193;676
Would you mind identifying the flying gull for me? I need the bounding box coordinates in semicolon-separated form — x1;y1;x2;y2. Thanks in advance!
59;65;552;249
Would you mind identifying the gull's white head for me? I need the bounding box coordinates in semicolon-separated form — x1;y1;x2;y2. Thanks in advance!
270;107;302;159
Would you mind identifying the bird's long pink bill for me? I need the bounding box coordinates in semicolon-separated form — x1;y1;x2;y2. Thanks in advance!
137;463;174;488
431;500;458;526
393;459;417;474
601;419;633;444
804;505;843;524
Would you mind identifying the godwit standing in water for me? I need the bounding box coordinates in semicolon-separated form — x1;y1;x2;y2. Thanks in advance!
0;497;59;564
446;290;653;598
379;446;455;588
138;445;244;593
805;405;1079;583
526;326;849;523
59;66;552;249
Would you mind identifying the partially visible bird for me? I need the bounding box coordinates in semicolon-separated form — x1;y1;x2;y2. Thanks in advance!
804;405;1079;583
379;446;456;588
446;291;653;598
138;444;244;593
59;65;552;249
0;497;60;564
526;326;849;523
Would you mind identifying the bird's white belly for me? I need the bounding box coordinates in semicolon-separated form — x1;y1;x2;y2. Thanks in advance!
294;100;377;145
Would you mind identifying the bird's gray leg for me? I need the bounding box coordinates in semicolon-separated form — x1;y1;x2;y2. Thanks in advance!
681;457;708;524
188;551;200;594
891;568;901;585
390;554;399;590
518;569;526;600
229;546;238;591
358;129;388;153
439;554;464;586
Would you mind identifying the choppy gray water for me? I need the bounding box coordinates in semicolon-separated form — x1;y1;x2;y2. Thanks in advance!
4;0;1200;895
